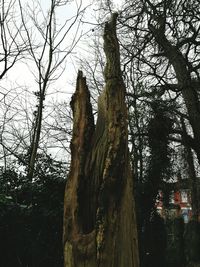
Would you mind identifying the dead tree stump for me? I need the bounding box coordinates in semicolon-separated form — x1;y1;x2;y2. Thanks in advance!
63;13;139;267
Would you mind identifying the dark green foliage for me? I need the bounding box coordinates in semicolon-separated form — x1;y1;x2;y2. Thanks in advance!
144;101;172;215
0;154;66;267
137;100;173;267
147;101;172;189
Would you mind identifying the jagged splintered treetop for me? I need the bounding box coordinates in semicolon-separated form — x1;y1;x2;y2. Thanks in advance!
103;12;122;82
63;13;139;267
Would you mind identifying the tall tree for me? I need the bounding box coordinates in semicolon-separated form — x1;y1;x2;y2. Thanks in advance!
0;0;87;174
116;1;200;265
17;0;86;180
118;0;200;164
63;13;139;267
0;0;26;80
0;0;28;169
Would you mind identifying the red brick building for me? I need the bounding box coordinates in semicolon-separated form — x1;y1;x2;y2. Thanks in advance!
156;189;192;223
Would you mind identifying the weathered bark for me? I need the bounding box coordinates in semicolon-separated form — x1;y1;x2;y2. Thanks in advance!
63;14;139;267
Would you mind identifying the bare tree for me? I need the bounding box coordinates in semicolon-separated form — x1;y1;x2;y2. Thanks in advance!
0;0;27;80
17;0;89;180
0;0;29;168
118;0;200;163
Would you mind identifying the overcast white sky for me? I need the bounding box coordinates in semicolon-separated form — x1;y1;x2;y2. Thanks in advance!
3;0;124;100
0;0;125;162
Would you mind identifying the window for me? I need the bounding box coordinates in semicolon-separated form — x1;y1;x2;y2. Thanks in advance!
180;190;188;203
181;208;190;223
169;191;175;203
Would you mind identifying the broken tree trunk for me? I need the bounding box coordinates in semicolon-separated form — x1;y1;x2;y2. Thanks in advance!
63;13;139;267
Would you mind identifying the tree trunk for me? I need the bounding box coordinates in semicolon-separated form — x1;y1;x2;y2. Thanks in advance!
63;14;139;267
27;93;44;181
181;118;199;220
